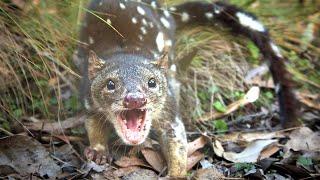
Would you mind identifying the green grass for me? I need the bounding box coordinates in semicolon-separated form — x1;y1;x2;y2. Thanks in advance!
0;1;86;128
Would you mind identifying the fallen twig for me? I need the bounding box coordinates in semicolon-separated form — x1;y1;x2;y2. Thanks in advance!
24;114;87;133
198;86;260;122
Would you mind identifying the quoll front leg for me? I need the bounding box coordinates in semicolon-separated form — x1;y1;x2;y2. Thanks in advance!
85;115;112;164
155;116;188;177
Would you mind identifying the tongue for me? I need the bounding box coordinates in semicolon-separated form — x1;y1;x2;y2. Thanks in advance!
126;110;139;130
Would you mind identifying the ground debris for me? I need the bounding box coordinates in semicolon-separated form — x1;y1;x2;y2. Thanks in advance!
0;135;61;178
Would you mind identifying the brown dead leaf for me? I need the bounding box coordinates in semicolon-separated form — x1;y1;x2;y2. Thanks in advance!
296;92;320;110
246;76;275;89
112;166;141;177
187;151;204;170
122;169;158;180
11;0;26;9
285;127;320;151
218;131;284;143
259;144;280;160
188;136;208;156
141;148;165;172
193;167;225;180
0;135;60;178
114;156;150;168
24;114;87;133
272;163;312;179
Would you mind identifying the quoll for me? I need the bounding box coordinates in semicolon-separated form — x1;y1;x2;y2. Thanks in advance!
74;0;299;177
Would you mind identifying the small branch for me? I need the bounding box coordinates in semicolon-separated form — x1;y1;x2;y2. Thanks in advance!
24;114;87;133
198;87;260;122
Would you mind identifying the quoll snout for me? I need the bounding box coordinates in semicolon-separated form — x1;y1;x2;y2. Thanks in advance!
123;92;147;109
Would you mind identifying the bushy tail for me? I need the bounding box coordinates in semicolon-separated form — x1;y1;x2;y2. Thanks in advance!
171;1;300;127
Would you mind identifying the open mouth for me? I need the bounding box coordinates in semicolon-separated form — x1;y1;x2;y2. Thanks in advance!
117;109;147;144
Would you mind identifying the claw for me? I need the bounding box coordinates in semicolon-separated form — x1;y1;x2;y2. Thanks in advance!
84;147;113;165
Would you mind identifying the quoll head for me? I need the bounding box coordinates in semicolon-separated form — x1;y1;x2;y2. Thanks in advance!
89;52;168;145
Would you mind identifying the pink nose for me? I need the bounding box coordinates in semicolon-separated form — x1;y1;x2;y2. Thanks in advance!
123;92;147;109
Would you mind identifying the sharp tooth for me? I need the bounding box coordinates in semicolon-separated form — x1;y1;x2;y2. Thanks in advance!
124;120;127;124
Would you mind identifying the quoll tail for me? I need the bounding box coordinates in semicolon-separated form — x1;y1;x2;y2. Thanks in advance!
170;1;300;127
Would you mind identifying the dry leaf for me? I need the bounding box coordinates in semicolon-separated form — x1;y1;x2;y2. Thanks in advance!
285;127;320;152
218;131;284;143
213;139;225;157
114;156;150;168
188;136;208;156
122;169;158;180
187;151;204;170
11;0;26;9
193;167;225;180
296;92;320;110
272;163;312;179
0;135;60;178
141;148;165;172
112;166;141;177
217;139;277;163
259;144;280;160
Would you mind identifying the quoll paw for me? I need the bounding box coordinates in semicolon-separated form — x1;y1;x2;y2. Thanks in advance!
84;147;113;165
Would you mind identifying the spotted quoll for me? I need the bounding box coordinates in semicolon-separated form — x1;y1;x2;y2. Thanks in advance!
74;0;299;177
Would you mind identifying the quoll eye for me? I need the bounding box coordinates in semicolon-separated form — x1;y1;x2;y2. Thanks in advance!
148;78;157;88
107;80;115;90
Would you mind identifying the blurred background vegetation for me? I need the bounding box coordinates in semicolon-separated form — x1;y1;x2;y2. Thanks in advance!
0;0;319;135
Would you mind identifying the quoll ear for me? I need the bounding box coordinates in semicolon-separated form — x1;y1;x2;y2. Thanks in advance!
88;50;105;80
154;52;169;69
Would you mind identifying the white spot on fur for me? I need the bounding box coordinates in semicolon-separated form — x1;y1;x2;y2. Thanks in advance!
181;12;190;22
142;18;147;26
140;26;147;34
163;10;170;17
214;6;221;14
151;1;157;9
236;12;265;32
168;88;173;96
270;42;283;58
138;35;143;41
149;22;154;28
275;83;281;94
119;2;126;9
169;7;177;11
170;64;177;72
153;52;160;59
84;99;90;110
205;12;213;19
99;1;102;6
137;6;145;15
156;32;165;52
132;17;137;24
160;17;170;29
165;40;172;47
89;36;94;44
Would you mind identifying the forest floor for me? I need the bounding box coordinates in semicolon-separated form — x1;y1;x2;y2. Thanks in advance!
0;0;319;179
